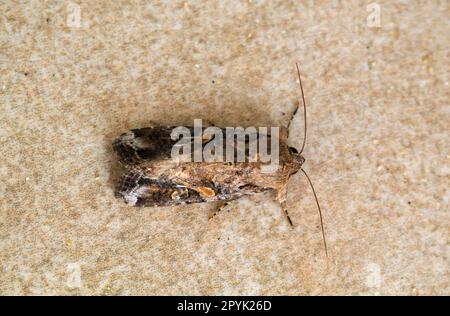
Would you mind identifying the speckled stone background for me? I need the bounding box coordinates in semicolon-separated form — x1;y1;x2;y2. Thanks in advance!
1;0;448;295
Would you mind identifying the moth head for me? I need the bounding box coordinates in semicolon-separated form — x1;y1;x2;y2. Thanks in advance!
289;146;305;166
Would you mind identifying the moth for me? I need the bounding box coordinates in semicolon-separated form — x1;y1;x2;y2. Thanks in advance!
113;64;327;255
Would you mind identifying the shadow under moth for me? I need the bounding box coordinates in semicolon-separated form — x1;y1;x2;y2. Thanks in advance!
112;64;328;256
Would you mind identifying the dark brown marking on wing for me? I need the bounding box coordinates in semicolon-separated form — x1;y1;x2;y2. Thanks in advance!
112;127;186;165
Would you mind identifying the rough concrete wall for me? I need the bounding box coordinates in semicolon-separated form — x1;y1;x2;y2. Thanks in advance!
0;0;448;295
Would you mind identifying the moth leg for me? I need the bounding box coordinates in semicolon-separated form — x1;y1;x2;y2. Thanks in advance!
280;201;294;227
208;201;229;220
277;187;294;227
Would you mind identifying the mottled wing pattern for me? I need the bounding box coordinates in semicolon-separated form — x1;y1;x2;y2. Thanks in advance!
113;126;277;207
112;127;179;165
115;167;271;207
113;126;272;165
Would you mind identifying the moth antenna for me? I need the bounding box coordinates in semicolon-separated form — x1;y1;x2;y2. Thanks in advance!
296;62;307;154
300;168;328;257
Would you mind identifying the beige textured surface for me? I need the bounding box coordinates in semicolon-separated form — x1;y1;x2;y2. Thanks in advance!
0;1;449;295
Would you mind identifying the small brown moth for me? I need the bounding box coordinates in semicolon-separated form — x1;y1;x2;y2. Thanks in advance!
113;64;327;256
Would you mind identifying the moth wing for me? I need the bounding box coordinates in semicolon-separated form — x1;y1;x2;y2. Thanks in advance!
115;167;206;207
112;127;181;165
112;126;227;165
113;126;279;207
115;164;274;207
